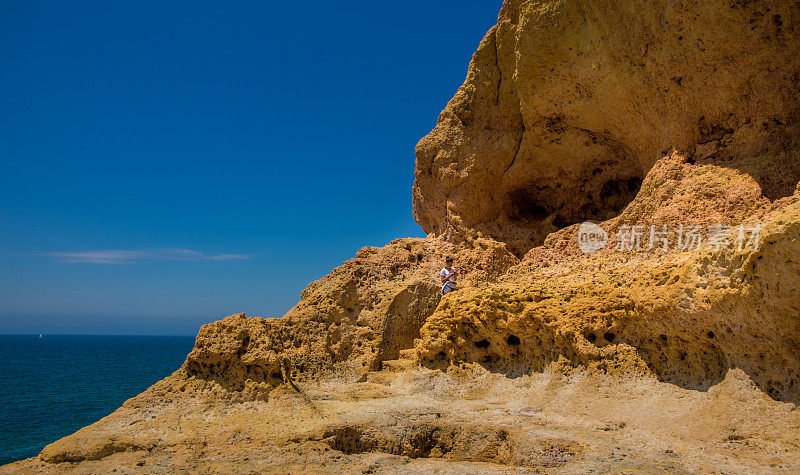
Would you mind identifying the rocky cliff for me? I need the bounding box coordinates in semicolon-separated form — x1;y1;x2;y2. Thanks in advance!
414;0;800;255
5;1;800;473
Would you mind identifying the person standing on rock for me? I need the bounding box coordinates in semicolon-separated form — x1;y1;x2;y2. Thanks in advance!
440;257;458;295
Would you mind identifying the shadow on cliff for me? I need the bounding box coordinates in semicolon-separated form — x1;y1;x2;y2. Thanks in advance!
687;118;800;202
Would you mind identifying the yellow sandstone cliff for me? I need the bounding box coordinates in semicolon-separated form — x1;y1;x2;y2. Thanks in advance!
5;1;800;472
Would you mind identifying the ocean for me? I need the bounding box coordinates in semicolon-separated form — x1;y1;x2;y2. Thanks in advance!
0;334;195;465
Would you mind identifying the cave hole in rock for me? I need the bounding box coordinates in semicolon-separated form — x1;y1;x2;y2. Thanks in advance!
507;334;521;345
507;186;554;222
603;332;616;343
475;339;491;349
505;165;644;237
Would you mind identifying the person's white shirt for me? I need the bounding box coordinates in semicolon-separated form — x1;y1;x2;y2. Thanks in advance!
440;267;457;283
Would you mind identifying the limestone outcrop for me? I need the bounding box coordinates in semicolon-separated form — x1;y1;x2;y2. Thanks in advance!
5;1;800;473
178;237;517;400
413;0;800;254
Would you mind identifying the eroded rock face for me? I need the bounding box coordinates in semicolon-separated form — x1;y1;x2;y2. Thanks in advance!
413;0;800;254
176;237;518;401
416;198;800;402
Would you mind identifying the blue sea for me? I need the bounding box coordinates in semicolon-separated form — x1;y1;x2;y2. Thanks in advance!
0;335;195;465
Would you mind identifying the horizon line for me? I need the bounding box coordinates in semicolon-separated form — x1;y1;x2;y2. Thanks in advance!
0;332;199;337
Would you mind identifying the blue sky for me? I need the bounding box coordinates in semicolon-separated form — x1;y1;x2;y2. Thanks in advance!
0;1;501;335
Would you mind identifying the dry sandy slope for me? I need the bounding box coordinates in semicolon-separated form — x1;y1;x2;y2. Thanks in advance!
3;363;800;473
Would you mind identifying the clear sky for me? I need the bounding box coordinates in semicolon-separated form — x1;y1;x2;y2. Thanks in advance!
0;1;502;335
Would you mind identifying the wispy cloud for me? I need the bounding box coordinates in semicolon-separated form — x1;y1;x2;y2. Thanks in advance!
44;248;251;264
203;254;251;261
